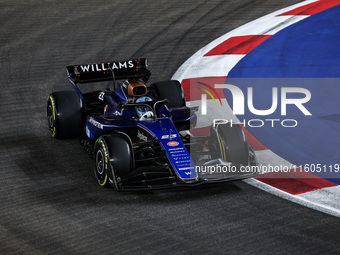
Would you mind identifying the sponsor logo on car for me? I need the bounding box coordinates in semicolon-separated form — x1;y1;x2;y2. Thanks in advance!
137;130;148;142
167;141;179;147
79;60;134;73
89;117;104;129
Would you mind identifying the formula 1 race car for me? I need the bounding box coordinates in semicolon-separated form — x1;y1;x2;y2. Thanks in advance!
47;58;257;190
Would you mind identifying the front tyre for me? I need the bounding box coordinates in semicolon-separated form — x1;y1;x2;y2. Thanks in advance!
94;137;110;187
212;124;249;166
93;134;134;190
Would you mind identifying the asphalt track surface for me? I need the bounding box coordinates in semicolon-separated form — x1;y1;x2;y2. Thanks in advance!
1;1;340;254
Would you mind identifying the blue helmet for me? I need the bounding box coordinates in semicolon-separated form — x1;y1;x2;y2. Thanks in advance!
135;96;152;119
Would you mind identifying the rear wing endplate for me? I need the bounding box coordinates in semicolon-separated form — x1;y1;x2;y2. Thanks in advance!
66;58;150;84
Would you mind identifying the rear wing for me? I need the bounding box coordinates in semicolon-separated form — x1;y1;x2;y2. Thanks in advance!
66;58;151;84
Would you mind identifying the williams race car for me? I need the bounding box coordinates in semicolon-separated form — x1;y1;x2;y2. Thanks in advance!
47;58;257;190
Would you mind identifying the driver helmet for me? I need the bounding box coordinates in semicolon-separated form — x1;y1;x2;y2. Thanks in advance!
135;96;152;119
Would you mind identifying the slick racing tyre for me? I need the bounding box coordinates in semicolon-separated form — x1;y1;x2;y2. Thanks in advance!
248;145;257;167
212;123;249;166
151;80;186;108
47;90;84;139
94;134;134;190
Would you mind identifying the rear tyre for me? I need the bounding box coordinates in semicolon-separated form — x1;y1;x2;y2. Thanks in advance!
212;124;249;165
93;134;134;190
47;90;84;139
151;80;186;108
